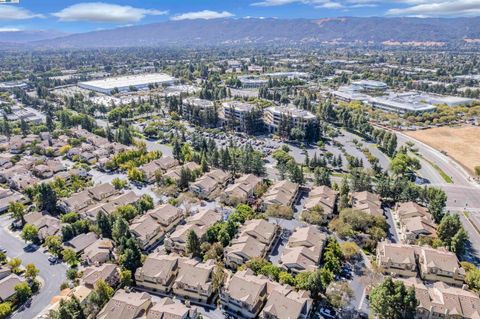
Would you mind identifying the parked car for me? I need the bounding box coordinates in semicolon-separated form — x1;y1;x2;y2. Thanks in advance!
48;256;59;264
319;307;337;319
0;247;6;254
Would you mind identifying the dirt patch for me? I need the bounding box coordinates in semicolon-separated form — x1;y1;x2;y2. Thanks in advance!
405;125;480;175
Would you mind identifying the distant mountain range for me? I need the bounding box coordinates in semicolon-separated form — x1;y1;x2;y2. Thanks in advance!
5;17;480;48
0;30;67;44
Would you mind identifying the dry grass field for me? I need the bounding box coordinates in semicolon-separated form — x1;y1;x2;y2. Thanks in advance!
405;125;480;174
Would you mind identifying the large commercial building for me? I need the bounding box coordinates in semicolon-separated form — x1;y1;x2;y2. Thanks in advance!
351;79;388;91
263;106;316;133
369;96;436;114
222;101;257;131
78;73;177;95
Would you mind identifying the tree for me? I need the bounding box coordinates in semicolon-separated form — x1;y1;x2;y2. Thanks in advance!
186;230;202;258
21;224;39;244
211;264;226;291
88;280;114;310
36;183;57;213
266;204;294;219
8;258;21;274
369;277;417;319
426;187;447;223
62;248;78;266
24;264;39;282
96;212;112;239
136;194;154;213
50;296;86;319
120;270;133;288
390;153;420;177
340;242;361;262
437;214;462;248
119;238;142;273
14;282;32;303
451;228;468;256
112;217;130;246
314;167;331;187
326;281;353;309
8;202;26;226
0;302;12;319
112;177;127;190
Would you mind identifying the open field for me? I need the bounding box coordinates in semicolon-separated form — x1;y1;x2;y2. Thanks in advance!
405;125;480;175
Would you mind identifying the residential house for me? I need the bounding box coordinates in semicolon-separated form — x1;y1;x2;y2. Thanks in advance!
162;162;201;183
147;297;198;319
262;180;299;209
376;242;418;278
81;263;120;289
398;277;480;319
225;219;280;268
302;186;339;222
0;273;25;302
220;269;269;319
165;208;222;253
23;212;61;240
189;169;230;199
350;191;383;216
81;238;114;266
222;174;262;204
0;188;25;213
376;242;466;286
64;232;98;254
279;226;327;273
261;283;313;319
418;246;465;286
139;157;178;183
130;204;184;250
97;289;152;319
172;258;216;304
394;202;436;244
135;253;179;293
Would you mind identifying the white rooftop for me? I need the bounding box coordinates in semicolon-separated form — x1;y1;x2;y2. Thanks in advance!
79;73;175;90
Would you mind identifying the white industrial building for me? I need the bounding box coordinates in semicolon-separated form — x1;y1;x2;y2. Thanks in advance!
369;96;436;114
78;73;177;95
351;80;388;91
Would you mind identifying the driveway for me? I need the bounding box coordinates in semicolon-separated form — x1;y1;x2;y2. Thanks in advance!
0;215;67;319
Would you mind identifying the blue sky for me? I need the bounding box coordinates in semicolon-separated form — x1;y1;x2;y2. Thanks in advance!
0;0;479;33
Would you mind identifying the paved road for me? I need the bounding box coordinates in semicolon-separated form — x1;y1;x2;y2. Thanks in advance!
395;131;480;263
0;215;67;319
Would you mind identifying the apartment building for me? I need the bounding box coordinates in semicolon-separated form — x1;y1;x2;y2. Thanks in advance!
165;208;222;253
261;180;299;210
129;204;184;250
376;242;466;286
302;186;339;222
350;191;383;216
189;169;230;199
81;263;120;289
263;106;316;134
279;226;328;273
162;162;202;183
225;219;280;268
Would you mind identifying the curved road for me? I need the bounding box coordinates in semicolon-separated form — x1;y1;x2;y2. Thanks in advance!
0;215;67;319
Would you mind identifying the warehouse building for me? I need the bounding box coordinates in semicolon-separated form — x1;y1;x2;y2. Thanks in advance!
78;73;177;95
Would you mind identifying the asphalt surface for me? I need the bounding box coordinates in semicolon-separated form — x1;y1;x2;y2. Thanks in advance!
0;215;67;319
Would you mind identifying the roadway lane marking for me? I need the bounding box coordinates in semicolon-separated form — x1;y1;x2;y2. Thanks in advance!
357;288;367;311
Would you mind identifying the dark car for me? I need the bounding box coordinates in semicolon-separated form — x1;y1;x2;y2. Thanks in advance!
48;255;59;264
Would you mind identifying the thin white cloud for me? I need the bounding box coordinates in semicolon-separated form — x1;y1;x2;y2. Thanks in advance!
171;10;234;21
252;0;325;6
387;0;480;17
0;27;22;32
0;5;45;20
251;0;371;9
53;2;168;23
321;1;345;8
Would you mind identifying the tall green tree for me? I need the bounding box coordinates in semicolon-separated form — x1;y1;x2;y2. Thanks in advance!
370;277;417;319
